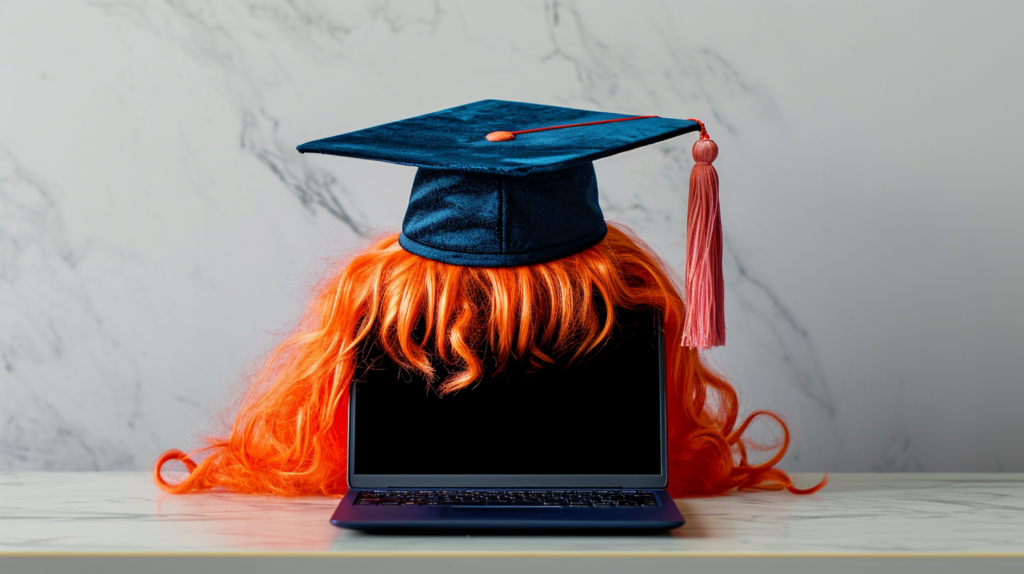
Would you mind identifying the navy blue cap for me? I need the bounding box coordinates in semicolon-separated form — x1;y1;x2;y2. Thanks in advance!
297;100;701;267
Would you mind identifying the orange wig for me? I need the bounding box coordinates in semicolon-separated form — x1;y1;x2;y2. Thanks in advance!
155;223;823;497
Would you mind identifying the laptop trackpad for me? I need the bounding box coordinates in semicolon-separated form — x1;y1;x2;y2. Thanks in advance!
443;507;564;519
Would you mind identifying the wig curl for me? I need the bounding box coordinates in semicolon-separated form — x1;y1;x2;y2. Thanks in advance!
155;223;824;497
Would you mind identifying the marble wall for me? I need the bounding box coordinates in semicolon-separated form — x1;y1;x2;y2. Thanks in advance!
1;0;1021;473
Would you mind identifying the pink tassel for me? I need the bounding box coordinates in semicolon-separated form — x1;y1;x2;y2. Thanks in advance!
681;124;725;349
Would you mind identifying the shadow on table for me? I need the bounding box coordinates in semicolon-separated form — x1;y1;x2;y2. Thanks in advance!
667;499;711;538
340;500;701;538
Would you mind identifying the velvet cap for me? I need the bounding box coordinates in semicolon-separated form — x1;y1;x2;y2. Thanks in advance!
297;99;701;267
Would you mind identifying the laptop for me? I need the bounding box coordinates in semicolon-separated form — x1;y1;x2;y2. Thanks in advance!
330;307;685;532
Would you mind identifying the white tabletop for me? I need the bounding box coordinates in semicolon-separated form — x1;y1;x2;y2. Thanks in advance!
2;472;1022;573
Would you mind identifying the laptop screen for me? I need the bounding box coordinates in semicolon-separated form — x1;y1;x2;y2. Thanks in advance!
350;307;664;480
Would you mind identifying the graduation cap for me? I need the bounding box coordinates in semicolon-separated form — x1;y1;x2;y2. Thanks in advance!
297;99;724;349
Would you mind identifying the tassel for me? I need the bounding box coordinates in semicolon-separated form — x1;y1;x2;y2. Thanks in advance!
681;122;725;349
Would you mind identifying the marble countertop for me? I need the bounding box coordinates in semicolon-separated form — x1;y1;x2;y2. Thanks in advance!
2;472;1023;558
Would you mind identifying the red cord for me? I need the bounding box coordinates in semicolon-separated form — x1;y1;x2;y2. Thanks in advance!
687;118;710;140
510;115;658;135
486;115;709;142
486;115;662;142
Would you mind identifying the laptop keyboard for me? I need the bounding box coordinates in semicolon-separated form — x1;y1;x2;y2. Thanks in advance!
355;489;659;507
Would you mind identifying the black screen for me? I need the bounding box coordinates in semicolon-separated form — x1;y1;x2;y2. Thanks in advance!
352;307;663;476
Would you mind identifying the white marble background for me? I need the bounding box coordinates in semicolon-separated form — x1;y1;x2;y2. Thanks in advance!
0;0;1021;473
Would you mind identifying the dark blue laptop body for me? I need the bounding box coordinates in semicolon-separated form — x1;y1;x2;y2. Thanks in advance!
330;308;685;532
331;491;683;532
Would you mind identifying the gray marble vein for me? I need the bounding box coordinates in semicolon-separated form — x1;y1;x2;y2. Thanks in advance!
0;149;146;471
92;0;368;234
724;239;836;417
240;108;366;233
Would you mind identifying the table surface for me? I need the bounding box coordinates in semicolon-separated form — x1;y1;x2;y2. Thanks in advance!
2;472;1023;557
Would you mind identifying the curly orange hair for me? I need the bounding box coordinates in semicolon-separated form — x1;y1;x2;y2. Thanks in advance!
155;223;824;497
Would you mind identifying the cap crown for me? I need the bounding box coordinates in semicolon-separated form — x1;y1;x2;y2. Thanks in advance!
399;163;605;266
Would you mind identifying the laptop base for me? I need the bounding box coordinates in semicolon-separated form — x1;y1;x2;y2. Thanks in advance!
331;489;685;533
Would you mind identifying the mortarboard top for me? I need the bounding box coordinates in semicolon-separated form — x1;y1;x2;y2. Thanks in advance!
297;99;702;268
297;99;701;175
